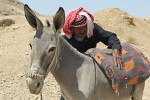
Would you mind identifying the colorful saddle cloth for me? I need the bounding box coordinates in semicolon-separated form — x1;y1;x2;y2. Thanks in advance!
85;42;150;94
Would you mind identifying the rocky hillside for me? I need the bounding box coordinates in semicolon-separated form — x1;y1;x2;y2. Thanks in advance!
94;8;150;57
0;0;24;15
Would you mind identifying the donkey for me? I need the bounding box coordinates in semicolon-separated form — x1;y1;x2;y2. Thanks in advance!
24;4;145;100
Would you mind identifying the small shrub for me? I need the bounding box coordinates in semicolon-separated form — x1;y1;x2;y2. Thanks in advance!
127;36;137;45
122;15;136;26
0;19;15;27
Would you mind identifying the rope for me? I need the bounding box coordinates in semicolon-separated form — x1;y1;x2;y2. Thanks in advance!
92;58;97;93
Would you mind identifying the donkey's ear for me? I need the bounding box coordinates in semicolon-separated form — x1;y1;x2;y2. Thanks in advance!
53;7;65;31
24;4;43;30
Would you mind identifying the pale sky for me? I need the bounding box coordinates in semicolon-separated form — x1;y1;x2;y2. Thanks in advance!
20;0;150;17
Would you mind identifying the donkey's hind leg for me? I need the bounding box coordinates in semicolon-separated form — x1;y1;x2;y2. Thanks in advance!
132;82;145;100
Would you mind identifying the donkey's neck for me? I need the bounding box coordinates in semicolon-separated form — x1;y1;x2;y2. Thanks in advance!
58;35;86;61
52;35;87;71
51;35;89;84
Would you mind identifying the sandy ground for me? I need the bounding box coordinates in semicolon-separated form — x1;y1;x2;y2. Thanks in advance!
0;1;150;100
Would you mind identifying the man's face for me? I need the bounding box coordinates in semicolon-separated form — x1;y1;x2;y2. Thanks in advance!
70;25;87;38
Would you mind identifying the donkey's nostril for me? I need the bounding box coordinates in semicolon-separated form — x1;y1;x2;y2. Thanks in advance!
36;82;40;88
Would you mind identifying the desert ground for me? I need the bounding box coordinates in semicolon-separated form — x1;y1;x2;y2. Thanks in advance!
0;0;150;100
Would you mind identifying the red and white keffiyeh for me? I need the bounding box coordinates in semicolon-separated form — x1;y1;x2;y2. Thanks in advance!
63;7;94;38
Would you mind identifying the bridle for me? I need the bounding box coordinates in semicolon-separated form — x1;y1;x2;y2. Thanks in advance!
26;73;45;79
26;49;60;79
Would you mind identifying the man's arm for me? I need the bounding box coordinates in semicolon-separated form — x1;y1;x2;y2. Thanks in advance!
93;23;121;50
94;23;123;69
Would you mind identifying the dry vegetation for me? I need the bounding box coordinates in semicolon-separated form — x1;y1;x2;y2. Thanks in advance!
0;19;15;27
0;0;150;100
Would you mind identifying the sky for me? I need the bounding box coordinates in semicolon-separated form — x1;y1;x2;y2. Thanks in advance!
20;0;150;17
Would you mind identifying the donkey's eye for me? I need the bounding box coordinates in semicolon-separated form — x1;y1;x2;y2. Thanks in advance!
29;44;32;49
48;46;56;52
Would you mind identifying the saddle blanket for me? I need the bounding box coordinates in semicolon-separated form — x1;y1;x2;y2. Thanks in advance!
85;42;150;94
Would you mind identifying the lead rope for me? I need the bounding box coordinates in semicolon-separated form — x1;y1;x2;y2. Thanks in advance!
92;58;97;93
40;91;43;100
38;40;61;100
38;51;61;100
38;56;59;100
34;91;43;100
84;50;97;93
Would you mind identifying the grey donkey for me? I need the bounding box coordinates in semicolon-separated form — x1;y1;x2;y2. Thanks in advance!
24;4;145;100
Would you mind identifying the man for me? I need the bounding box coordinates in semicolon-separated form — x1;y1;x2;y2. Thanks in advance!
61;7;123;100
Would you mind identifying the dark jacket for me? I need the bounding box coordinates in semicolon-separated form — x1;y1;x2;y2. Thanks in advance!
63;23;122;53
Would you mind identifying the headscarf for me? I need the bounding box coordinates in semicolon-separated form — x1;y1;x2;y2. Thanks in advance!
63;7;94;38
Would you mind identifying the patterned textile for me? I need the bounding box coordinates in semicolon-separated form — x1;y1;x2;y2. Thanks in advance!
71;14;87;28
85;42;150;94
63;7;94;38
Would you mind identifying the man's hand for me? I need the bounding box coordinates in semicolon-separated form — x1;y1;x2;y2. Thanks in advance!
113;49;123;70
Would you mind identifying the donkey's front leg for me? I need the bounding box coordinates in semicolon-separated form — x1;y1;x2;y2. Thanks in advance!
132;82;145;100
60;95;65;100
